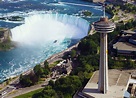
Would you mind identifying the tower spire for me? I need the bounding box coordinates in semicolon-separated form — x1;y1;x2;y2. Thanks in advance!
103;2;105;17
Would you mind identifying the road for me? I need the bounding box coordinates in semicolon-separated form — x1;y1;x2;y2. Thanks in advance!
0;77;19;98
0;86;15;98
6;81;48;98
0;74;49;98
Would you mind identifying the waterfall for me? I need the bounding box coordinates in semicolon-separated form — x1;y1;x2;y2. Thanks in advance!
11;14;90;45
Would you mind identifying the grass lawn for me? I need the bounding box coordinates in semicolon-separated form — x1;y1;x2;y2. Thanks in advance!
113;15;119;21
14;88;43;98
82;10;92;16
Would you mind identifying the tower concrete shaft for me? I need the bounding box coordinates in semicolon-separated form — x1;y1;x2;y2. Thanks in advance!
94;17;115;94
98;33;108;94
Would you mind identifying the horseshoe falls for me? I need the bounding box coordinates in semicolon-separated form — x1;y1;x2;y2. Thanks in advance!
11;14;89;45
0;14;90;83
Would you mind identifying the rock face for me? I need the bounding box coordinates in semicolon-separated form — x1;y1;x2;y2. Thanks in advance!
0;28;11;43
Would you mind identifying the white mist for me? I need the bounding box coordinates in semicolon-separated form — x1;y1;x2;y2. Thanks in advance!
11;14;90;45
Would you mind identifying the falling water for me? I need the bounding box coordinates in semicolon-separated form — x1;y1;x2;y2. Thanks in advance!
11;14;90;44
0;13;90;82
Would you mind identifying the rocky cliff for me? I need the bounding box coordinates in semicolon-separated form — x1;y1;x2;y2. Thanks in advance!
0;28;14;51
0;28;11;43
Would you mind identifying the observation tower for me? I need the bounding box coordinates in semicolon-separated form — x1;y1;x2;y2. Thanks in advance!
81;3;131;98
93;4;115;94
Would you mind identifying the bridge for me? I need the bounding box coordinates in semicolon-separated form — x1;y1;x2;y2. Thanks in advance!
58;2;102;9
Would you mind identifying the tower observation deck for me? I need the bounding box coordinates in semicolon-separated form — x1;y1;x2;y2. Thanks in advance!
94;17;115;33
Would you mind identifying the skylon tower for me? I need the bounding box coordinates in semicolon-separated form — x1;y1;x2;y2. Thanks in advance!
93;4;115;94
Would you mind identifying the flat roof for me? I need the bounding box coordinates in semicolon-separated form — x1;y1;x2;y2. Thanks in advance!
113;42;136;51
130;34;136;39
122;30;136;34
82;69;130;98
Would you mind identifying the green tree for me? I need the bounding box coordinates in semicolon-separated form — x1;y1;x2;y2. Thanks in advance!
44;60;49;68
34;64;44;77
49;80;55;87
42;86;58;98
19;74;33;87
54;76;81;97
84;71;92;79
33;86;58;98
78;71;84;82
78;39;97;55
126;59;136;69
70;49;76;58
57;91;64;98
43;68;49;76
84;64;91;72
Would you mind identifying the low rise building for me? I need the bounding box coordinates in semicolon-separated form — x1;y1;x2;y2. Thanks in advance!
51;59;72;76
76;69;136;98
112;30;136;56
79;69;131;98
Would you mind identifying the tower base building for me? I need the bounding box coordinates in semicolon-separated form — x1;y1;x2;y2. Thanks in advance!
81;69;131;98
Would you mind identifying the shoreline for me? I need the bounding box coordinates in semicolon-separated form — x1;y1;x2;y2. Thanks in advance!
0;38;83;97
0;21;92;90
46;42;79;64
0;34;86;88
0;25;93;85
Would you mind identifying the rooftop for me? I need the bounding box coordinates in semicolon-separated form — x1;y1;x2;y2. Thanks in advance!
113;31;136;52
113;42;136;51
121;30;136;35
82;69;130;98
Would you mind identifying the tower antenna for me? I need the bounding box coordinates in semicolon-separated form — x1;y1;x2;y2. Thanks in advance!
103;2;105;17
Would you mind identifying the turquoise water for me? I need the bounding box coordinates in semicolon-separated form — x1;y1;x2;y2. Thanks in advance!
0;0;108;83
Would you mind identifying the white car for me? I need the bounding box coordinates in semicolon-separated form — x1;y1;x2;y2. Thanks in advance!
1;91;7;96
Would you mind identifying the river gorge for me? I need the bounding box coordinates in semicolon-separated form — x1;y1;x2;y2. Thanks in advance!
0;0;107;83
